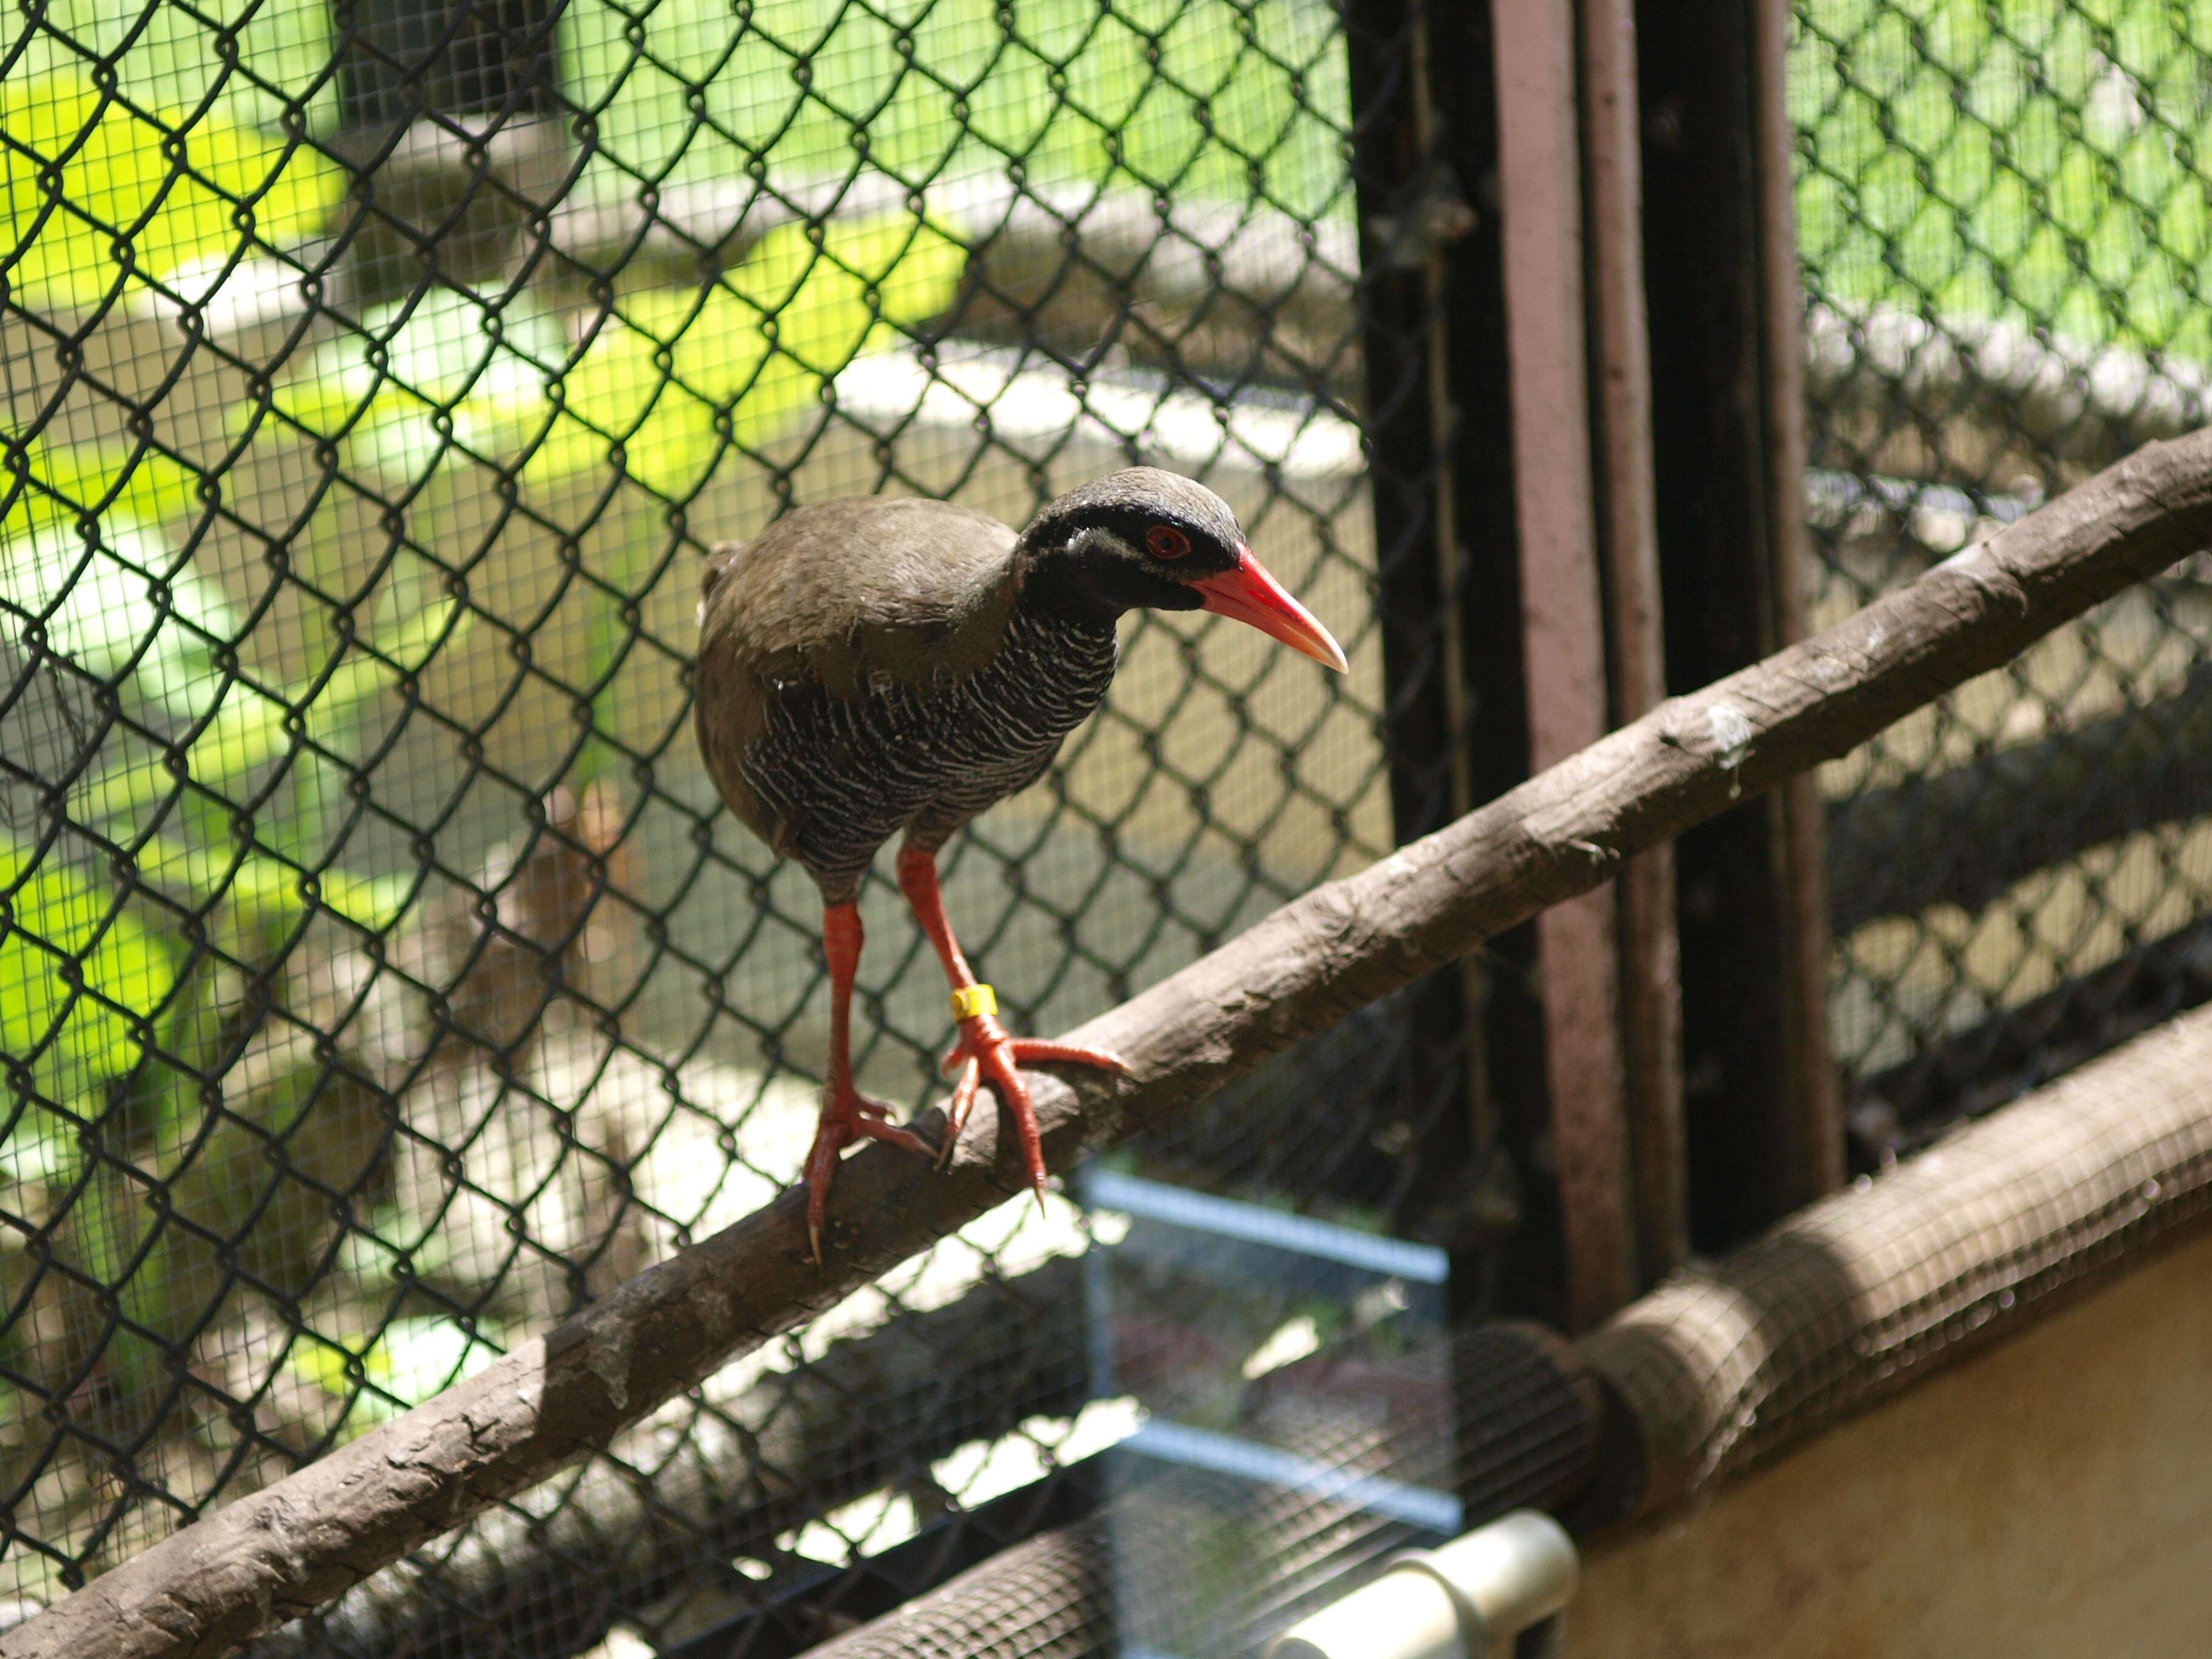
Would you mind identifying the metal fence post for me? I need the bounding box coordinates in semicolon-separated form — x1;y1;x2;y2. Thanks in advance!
1637;0;1843;1246
1490;0;1637;1329
1578;0;1687;1287
1344;0;1557;1318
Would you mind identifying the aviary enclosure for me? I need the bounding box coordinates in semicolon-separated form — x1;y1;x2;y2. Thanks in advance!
2;1;2211;1654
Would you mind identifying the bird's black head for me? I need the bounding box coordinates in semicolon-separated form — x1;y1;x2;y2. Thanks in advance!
1017;467;1246;618
1017;468;1347;669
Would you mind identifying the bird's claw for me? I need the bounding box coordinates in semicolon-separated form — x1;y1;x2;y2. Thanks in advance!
803;1084;936;1265
937;1056;981;1168
936;1013;1127;1198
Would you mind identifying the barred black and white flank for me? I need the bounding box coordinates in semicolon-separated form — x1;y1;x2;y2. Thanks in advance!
692;466;1346;1259
695;469;1258;902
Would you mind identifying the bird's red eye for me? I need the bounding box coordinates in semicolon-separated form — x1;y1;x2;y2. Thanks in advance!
1147;525;1191;560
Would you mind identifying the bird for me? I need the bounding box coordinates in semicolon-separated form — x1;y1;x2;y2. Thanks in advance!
694;468;1347;1260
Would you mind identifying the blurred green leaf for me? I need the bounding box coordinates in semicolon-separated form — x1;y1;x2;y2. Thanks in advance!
290;1316;505;1432
3;435;202;537
7;0;338;155
0;840;176;1173
133;836;413;933
561;0;1347;220
538;215;965;494
0;1099;81;1188
0;434;219;726
0;69;342;312
73;589;469;827
529;309;746;497
1789;0;2212;357
257;289;572;483
728;213;967;370
61;1164;176;1398
256;216;967;497
372;586;470;674
0;517;237;722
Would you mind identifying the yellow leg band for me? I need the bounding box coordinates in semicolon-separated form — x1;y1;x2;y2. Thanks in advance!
950;983;998;1021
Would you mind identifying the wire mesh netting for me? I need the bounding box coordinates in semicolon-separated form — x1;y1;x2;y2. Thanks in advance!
0;0;1467;1646
1792;0;2212;1156
10;0;2212;1650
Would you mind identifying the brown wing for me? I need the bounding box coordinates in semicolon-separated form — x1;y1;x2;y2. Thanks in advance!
693;496;1021;850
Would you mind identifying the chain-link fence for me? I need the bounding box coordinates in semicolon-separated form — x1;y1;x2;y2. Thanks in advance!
1794;0;2212;1157
0;0;1453;1646
9;0;2212;1651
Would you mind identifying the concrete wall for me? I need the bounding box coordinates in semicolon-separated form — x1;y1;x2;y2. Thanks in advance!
1568;1225;2212;1658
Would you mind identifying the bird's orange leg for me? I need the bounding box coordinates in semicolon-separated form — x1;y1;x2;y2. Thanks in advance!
803;902;934;1263
894;844;1127;1204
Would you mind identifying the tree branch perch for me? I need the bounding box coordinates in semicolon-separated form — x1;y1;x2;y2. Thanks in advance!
12;428;2212;1659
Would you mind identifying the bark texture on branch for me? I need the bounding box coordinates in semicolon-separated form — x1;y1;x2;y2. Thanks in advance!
11;429;2212;1659
241;1258;1089;1659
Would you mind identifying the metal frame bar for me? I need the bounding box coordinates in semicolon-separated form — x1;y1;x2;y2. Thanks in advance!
1491;0;1636;1327
1753;0;1846;1205
1636;0;1842;1248
1577;0;1686;1285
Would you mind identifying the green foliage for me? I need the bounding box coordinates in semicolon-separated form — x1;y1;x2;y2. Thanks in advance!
1795;0;2212;354
0;0;335;142
289;1317;506;1434
0;70;341;312
0;424;432;1201
0;843;175;1184
132;839;414;938
562;0;1350;217
73;598;462;837
0;451;464;837
0;419;438;1495
255;286;575;485
1;515;232;725
541;216;968;494
2;438;203;546
0;113;964;1477
258;215;966;496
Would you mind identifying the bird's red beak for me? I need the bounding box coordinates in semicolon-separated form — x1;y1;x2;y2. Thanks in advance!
1190;546;1349;672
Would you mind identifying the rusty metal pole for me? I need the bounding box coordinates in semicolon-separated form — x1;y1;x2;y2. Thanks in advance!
1345;0;1516;1292
1578;0;1687;1283
1638;0;1842;1245
1754;0;1846;1203
1490;0;1636;1327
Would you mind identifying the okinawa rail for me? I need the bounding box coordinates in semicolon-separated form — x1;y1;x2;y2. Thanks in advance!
695;468;1347;1260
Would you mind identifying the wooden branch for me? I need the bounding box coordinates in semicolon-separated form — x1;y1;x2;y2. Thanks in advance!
243;1258;1088;1659
12;428;2212;1659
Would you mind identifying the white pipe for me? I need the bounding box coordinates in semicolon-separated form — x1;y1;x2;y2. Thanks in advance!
1268;1510;1579;1659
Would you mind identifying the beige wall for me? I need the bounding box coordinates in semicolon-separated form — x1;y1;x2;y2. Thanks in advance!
1568;1226;2212;1658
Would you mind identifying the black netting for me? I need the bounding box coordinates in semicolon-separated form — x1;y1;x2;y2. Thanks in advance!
1793;0;2212;1158
0;0;1458;1650
8;0;2212;1653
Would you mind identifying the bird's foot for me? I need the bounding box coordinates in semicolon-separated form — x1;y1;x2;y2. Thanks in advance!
803;1085;936;1265
938;1013;1127;1200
